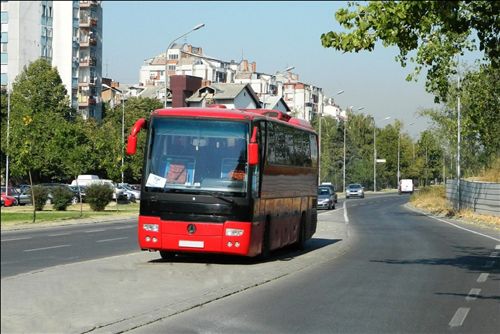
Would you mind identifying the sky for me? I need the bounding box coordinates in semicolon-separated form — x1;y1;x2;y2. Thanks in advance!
103;1;442;138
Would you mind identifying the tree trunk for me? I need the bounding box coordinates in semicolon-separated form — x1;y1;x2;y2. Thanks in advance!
29;170;36;224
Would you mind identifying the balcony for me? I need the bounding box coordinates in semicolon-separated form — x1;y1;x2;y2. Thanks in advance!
80;1;99;8
79;57;96;67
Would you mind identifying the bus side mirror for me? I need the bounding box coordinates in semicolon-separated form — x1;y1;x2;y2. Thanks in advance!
126;118;146;156
126;135;138;155
249;143;259;166
248;126;259;166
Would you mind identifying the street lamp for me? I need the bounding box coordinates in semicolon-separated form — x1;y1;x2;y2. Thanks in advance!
372;116;391;192
164;23;205;108
4;88;11;195
110;87;126;184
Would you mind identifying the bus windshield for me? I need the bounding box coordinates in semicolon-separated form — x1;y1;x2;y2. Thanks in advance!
144;118;249;195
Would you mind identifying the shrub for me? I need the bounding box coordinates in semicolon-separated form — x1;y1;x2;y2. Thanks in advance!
32;185;49;211
51;186;74;211
85;183;113;211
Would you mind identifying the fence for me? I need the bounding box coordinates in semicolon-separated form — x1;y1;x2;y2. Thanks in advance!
446;179;500;217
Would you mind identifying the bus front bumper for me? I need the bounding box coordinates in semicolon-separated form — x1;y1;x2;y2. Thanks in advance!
138;216;258;256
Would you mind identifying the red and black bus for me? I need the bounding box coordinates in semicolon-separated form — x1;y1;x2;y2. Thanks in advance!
126;107;318;259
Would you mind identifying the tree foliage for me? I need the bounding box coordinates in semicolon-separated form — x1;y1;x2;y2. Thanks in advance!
321;1;499;102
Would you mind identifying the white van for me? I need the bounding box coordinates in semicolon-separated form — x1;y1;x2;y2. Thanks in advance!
399;179;414;194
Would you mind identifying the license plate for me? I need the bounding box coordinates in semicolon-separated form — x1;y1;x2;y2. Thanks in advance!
179;240;204;248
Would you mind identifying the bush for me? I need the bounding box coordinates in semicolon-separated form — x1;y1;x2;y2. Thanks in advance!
51;186;74;211
32;185;49;211
85;183;113;211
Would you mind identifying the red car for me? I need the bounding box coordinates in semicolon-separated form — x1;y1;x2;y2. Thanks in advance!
1;193;18;207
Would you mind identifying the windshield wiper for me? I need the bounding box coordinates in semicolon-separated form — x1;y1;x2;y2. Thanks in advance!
208;192;235;204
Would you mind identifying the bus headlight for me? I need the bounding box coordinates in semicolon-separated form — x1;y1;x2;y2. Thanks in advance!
225;228;244;236
143;224;159;232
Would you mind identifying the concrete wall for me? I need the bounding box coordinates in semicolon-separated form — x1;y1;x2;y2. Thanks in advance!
446;179;500;216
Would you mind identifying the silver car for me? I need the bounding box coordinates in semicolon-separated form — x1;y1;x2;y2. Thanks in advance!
346;183;364;199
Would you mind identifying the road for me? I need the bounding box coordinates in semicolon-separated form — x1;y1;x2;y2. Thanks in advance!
131;194;500;333
1;194;499;334
1;218;138;278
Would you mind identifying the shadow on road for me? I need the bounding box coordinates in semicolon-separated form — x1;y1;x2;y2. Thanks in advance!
147;238;341;265
370;246;499;273
435;292;500;301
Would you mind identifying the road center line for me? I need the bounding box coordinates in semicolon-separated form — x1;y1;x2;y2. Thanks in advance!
477;273;489;283
24;244;71;252
96;237;128;243
48;233;71;237
465;288;481;301
343;200;349;224
1;236;33;242
113;226;136;230
85;229;106;233
449;307;470;327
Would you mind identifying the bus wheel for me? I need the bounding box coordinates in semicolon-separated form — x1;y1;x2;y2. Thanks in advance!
296;214;307;251
259;220;271;259
159;251;175;260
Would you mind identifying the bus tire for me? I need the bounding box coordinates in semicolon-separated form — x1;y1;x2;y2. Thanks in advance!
259;219;271;259
159;251;175;260
296;214;307;251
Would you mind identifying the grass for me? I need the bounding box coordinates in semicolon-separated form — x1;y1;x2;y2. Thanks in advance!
410;185;500;230
1;202;139;227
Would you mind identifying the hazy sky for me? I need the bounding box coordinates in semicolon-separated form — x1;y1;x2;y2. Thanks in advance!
103;1;444;137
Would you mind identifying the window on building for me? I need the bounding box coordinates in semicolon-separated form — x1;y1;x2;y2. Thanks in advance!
168;65;176;71
1;52;7;64
168;54;179;60
1;73;7;86
1;11;7;23
1;42;7;53
1;31;7;42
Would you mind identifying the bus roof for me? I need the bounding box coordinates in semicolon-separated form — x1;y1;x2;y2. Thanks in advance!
152;107;316;132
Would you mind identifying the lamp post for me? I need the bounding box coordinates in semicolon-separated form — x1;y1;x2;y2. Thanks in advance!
456;60;461;211
372;116;391;192
5;88;11;195
164;23;205;108
110;87;125;184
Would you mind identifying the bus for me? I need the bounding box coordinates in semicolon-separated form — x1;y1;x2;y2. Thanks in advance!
126;106;318;259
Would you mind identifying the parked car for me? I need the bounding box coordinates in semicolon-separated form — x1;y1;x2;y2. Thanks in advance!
1;193;18;207
317;186;336;210
39;183;81;205
346;183;365;199
2;186;31;206
320;182;338;203
117;183;140;201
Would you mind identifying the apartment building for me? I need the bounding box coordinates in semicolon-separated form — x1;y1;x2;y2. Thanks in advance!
0;0;103;120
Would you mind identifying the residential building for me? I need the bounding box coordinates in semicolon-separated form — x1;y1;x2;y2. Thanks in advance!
186;83;261;109
1;0;103;120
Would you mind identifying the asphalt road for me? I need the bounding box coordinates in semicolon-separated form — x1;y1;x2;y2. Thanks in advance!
129;194;500;334
1;194;498;334
1;218;138;278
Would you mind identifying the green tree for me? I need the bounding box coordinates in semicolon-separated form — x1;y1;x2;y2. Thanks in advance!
6;59;72;221
321;1;499;102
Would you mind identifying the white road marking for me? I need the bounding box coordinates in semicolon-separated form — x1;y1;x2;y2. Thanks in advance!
449;307;470;327
343;200;349;224
1;236;33;242
24;244;70;252
113;225;136;230
490;252;498;257
85;229;106;233
48;232;71;237
496;245;500;250
406;206;500;242
96;237;128;243
477;273;489;283
465;288;481;301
